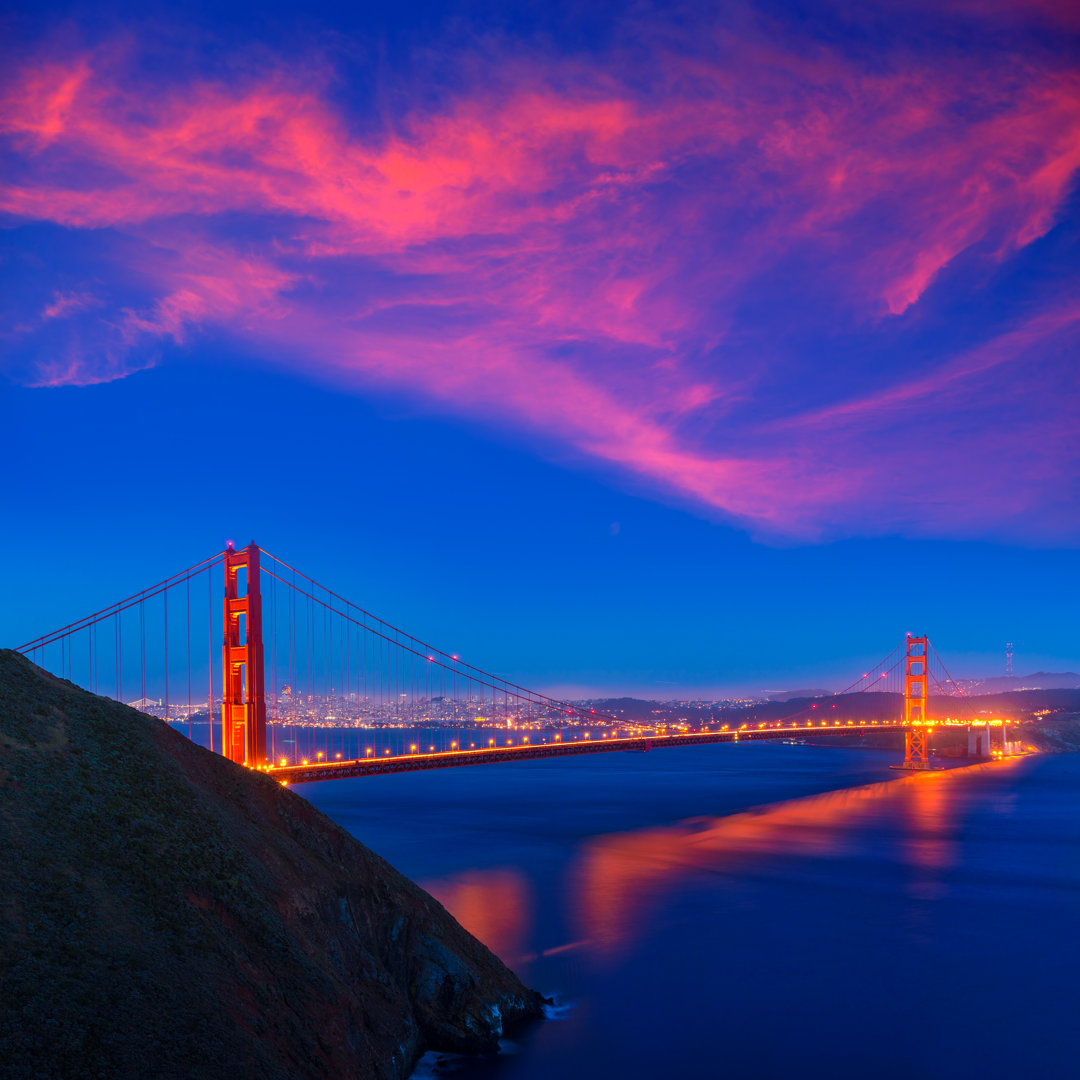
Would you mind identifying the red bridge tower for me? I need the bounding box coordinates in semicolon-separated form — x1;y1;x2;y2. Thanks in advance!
221;542;267;768
901;634;931;769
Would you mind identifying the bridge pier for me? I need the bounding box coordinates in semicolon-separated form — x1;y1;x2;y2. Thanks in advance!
901;727;932;770
967;723;990;759
967;721;1019;759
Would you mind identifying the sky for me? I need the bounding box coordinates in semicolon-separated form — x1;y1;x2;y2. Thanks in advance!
1;0;1077;696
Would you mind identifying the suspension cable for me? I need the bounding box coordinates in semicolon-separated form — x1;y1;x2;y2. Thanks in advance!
258;547;632;724
17;552;226;652
259;564;639;728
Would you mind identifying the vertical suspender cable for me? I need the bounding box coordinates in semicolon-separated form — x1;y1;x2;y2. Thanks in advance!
270;570;276;767
208;565;214;754
187;576;192;740
140;600;146;708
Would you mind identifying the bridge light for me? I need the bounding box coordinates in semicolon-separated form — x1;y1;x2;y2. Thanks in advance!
279;758;287;766
302;759;308;765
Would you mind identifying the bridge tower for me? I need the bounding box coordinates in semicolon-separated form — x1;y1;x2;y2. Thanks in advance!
901;634;931;769
221;542;267;768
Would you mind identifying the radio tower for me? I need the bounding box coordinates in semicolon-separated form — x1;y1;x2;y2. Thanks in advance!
1005;642;1014;678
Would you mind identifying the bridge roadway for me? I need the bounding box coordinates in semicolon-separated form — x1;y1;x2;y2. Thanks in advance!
265;720;909;785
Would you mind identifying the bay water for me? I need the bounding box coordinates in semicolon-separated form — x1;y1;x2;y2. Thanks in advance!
288;742;1078;1078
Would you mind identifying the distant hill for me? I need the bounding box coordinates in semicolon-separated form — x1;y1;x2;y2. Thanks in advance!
764;688;834;702
964;672;1080;695
582;689;1080;726
0;650;541;1080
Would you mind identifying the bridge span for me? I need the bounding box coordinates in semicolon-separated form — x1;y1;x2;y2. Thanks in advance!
267;721;910;784
17;540;1018;778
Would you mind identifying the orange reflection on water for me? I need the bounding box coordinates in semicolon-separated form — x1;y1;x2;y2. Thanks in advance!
897;770;956;872
420;866;533;965
573;759;1023;955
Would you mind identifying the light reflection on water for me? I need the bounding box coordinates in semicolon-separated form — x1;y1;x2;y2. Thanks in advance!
423;867;534;967
575;760;1019;951
296;746;1079;1080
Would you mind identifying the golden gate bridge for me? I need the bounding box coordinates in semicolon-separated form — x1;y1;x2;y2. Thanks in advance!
15;542;1021;784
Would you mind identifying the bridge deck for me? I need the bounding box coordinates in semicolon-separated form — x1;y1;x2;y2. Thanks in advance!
265;722;908;784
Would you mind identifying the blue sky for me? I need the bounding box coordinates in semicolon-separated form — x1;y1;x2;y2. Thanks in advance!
3;354;1075;696
2;0;1077;694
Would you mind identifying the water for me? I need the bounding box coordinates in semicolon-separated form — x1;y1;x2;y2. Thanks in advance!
294;743;1079;1079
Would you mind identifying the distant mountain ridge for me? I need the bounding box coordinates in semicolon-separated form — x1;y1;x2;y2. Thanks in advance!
963;672;1080;695
764;688;834;702
582;687;1080;725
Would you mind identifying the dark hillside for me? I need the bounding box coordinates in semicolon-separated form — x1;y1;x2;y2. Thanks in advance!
585;689;1080;726
0;650;541;1080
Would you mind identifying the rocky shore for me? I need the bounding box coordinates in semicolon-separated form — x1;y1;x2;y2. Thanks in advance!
0;650;543;1080
1023;716;1080;753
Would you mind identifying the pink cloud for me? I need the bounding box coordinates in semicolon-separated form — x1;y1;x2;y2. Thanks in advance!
41;290;99;320
1;14;1077;538
24;247;297;388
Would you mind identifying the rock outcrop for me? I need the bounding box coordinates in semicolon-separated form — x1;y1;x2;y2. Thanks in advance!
0;650;542;1080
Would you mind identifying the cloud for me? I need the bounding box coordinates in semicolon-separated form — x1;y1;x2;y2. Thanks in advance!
41;290;99;321
775;300;1080;435
1;7;1077;538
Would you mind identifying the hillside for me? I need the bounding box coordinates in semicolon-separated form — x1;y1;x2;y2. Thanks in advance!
584;688;1080;726
0;650;542;1080
964;672;1080;694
